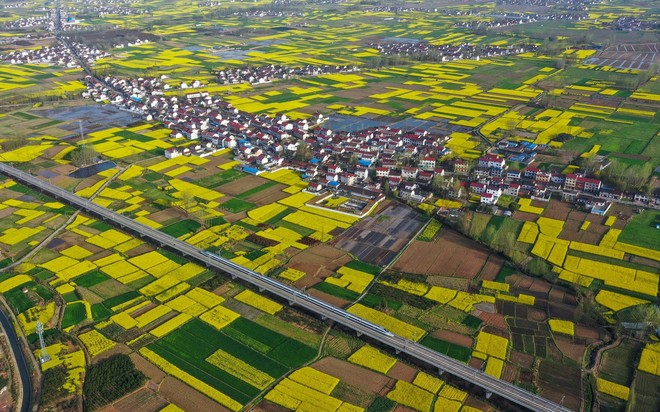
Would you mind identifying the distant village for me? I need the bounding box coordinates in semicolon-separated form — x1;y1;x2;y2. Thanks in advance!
80;68;658;216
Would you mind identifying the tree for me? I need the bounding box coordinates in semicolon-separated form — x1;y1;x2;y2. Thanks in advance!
508;201;520;212
70;145;99;167
294;140;312;161
574;291;607;327
431;175;446;197
83;354;146;411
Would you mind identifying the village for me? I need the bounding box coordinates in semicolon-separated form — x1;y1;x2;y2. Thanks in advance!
81;69;660;219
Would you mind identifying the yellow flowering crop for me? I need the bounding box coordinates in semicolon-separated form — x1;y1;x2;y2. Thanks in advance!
381;279;429;296
265;377;357;412
425;286;458;304
140;275;181;296
278;192;316;208
596;378;629;400
279;268;306;281
569;241;624;259
128;251;170;270
165;295;206;316
60;245;93;259
347;304;425;341
517;221;539;244
517;198;544;214
147;260;181;278
348;345;397;374
149;313;192;337
413;371;444;394
206;348;275;389
140;348;242;411
18;302;55;335
185;287;224;308
159;405;184;412
134;305;172;328
482;280;509;292
484;357;504;378
0;274;31;293
613;242;660;262
638;342;660;375
549;319;575;336
234;289;282;315
387;380;434;412
289;367;340;395
474;331;508;360
78;330;116;357
447;292;495;312
595;290;650;312
199;305;240;330
248;204;288;223
110;312;138;329
0;226;44;246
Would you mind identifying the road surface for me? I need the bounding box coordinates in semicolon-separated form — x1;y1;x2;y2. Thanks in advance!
0;306;32;412
0;162;572;412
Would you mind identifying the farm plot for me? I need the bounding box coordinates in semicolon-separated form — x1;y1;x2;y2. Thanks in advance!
393;229;491;278
143;318;316;411
333;202;424;267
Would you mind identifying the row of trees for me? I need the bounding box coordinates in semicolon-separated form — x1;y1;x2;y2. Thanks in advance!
601;159;654;193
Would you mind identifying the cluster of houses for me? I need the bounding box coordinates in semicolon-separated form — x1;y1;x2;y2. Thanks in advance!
215;64;359;86
602;16;658;31
71;5;150;17
455;11;588;30
368;41;538;60
0;2;27;9
113;38;151;49
1;41;108;66
498;0;600;11
82;74;204;104
82;67;658;213
467;151;659;212
4;14;54;30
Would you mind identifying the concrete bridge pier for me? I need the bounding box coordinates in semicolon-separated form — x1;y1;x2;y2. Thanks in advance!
485;391;493;399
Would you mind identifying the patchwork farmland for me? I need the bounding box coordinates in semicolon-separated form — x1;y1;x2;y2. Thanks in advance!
0;0;659;412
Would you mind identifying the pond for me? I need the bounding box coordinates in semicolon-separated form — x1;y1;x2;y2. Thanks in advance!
324;114;441;133
68;160;116;178
36;104;139;136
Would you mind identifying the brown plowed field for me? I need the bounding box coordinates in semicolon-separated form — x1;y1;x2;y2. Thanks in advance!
286;243;351;283
393;229;489;278
388;361;417;382
130;353;166;383
433;330;473;348
159;377;230;412
113;388;167;412
217;175;268;195
312;357;392;394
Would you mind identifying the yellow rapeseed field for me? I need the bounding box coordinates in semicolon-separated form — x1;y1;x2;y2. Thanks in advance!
347;345;397;374
78;330;116;357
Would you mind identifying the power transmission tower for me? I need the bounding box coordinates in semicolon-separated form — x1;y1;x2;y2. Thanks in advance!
37;321;50;363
